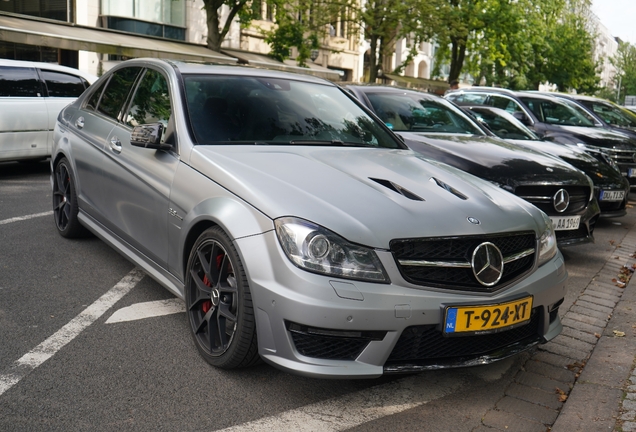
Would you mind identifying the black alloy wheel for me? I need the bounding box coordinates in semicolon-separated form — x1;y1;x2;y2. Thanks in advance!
52;158;88;238
185;227;259;368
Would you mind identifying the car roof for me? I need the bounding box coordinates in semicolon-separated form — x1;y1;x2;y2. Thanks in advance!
344;84;439;99
0;58;97;83
446;87;516;96
140;58;335;86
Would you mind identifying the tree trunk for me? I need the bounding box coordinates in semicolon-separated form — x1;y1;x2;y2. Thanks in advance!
368;36;379;82
448;36;466;83
204;2;222;52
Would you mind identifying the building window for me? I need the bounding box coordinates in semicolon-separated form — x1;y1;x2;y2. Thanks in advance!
102;0;185;26
102;0;186;40
0;0;72;22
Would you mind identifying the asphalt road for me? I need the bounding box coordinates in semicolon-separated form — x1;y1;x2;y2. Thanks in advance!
1;159;634;431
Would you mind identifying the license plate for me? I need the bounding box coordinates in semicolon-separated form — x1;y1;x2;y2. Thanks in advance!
550;215;580;231
444;297;533;335
599;190;625;201
629;168;636;178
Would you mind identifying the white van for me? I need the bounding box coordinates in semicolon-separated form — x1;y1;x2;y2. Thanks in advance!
0;59;97;162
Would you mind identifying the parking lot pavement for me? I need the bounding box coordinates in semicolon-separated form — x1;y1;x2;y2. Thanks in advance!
477;206;636;432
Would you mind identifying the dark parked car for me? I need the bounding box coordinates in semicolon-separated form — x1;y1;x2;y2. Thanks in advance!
530;92;636;138
445;87;636;188
462;105;629;218
51;59;568;378
345;84;600;246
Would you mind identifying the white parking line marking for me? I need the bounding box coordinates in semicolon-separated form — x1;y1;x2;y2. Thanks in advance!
0;211;53;225
218;372;463;431
0;268;145;397
105;298;185;324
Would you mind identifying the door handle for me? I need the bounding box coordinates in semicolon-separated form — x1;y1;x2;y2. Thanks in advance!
110;136;122;154
75;116;84;129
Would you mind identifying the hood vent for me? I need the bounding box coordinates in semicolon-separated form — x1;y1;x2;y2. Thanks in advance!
429;177;468;200
369;178;424;201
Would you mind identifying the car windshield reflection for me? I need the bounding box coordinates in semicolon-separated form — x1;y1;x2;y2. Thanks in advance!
364;92;484;135
183;75;400;148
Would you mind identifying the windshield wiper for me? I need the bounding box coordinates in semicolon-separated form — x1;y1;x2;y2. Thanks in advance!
288;139;371;147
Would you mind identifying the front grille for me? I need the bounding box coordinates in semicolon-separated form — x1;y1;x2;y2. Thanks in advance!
291;332;369;360
390;232;535;292
385;308;540;365
599;199;626;213
555;226;590;243
515;185;590;215
608;148;636;165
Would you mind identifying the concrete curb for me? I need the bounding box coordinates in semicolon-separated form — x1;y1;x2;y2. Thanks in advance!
479;227;636;431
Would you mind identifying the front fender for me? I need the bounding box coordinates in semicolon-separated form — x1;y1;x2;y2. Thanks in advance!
168;162;274;287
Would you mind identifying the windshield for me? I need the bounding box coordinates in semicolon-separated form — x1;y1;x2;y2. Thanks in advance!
364;92;484;135
519;96;597;127
583;100;636;128
182;75;402;148
468;108;539;140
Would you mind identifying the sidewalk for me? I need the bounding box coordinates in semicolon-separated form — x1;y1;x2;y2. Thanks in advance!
477;222;636;432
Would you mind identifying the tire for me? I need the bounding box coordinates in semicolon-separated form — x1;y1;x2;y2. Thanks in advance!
185;227;260;369
52;157;89;238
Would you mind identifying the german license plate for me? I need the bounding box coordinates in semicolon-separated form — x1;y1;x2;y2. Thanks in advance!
599;190;625;201
629;168;636;178
444;297;533;335
550;215;580;231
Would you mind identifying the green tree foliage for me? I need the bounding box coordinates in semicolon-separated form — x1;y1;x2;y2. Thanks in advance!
611;42;636;104
263;1;327;66
418;0;493;84
421;0;598;91
201;0;252;52
361;0;415;82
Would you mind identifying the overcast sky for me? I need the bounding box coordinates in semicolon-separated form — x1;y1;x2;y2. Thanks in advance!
592;0;636;44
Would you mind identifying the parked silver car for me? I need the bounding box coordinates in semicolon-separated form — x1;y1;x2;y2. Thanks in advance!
51;59;566;378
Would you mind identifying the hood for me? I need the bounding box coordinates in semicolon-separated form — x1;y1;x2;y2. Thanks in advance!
506;139;627;189
549;126;636;150
188;145;548;248
397;133;590;190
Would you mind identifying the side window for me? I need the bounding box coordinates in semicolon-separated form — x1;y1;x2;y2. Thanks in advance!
488;95;521;113
125;69;171;128
40;69;87;97
448;92;488;105
85;79;107;111
0;66;42;97
523;99;543;121
97;67;142;121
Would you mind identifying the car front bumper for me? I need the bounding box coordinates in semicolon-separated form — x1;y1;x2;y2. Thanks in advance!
235;231;568;379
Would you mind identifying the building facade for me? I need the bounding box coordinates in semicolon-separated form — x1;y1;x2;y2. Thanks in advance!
0;1;359;82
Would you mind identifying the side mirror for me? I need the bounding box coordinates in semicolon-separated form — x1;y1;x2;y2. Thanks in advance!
512;111;531;126
131;123;172;150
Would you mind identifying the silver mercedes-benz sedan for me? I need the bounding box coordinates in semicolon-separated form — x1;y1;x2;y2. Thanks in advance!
51;59;566;378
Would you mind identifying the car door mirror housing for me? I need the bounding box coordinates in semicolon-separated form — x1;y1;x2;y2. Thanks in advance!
131;123;172;150
512;111;531;125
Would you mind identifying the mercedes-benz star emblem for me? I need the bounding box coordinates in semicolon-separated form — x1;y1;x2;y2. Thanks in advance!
553;189;570;213
211;288;220;306
471;242;504;287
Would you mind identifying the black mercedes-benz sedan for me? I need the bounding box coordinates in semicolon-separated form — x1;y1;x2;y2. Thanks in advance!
344;85;600;247
461;105;630;218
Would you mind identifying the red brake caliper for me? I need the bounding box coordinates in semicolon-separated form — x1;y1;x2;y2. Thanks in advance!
202;274;212;314
201;253;224;314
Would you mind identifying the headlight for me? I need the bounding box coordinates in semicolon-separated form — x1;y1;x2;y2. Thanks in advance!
275;217;389;282
577;143;621;174
538;213;557;266
586;175;595;202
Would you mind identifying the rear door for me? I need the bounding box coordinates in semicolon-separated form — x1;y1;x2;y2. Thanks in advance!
40;68;90;155
0;66;48;161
